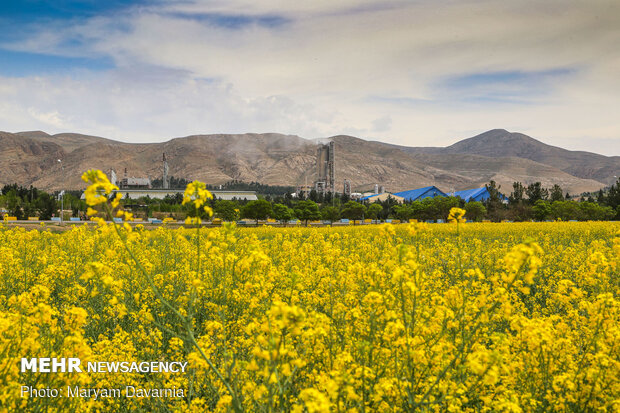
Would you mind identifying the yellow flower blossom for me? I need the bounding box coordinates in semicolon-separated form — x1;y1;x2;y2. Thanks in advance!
448;207;467;223
0;214;617;412
81;169;118;206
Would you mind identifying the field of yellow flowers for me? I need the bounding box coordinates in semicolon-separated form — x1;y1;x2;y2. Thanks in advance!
0;174;618;412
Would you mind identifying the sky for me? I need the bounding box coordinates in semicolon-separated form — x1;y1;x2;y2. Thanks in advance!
0;0;619;155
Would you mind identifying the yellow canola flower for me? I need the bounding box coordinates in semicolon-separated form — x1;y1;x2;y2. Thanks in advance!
185;216;202;225
0;220;617;412
64;306;88;330
110;192;123;209
448;207;467;223
81;169;118;206
182;180;213;209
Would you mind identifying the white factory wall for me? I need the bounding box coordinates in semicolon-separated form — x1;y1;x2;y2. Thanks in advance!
81;189;258;201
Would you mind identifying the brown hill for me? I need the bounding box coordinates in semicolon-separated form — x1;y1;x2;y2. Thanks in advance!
0;129;613;194
396;129;619;185
17;131;124;152
0;131;65;186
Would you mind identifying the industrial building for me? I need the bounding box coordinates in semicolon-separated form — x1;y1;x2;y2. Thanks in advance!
81;189;257;201
359;193;405;203
114;168;152;189
360;185;507;204
452;187;508;203
120;177;152;189
452;187;491;202
85;154;257;201
314;141;335;195
343;179;351;196
393;186;447;202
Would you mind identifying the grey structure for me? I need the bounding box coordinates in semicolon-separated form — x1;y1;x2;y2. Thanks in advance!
162;153;170;190
81;189;257;201
314;141;335;195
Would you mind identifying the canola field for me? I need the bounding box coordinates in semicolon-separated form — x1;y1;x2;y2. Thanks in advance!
1;218;618;412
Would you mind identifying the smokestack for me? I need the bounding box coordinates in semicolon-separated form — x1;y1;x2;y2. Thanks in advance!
315;141;336;195
162;153;169;189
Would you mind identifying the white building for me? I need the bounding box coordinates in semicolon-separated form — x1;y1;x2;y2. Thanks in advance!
81;189;258;201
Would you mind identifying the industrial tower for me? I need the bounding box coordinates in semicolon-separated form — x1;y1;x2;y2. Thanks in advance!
163;153;169;190
314;141;335;195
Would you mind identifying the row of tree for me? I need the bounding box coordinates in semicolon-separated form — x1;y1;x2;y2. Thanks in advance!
2;179;620;223
0;184;74;220
482;180;619;221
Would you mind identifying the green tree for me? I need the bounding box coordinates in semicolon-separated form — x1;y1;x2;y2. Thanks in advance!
606;178;620;212
241;199;272;223
549;184;564;202
417;196;460;221
308;189;319;203
340;201;366;220
507;203;533;222
484;180;505;221
532;200;551;221
579;202;614;221
320;206;340;222
433;196;461;220
366;203;383;220
526;182;548;205
550;200;580;221
464;201;486;222
5;189;23;219
214;200;240;221
272;203;294;223
35;192;58;220
380;195;400;220
409;201;426;220
509;182;525;205
294;200;321;225
22;201;36;219
392;204;413;221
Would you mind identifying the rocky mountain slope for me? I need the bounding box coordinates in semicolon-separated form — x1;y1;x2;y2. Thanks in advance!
1;129;615;194
394;129;619;186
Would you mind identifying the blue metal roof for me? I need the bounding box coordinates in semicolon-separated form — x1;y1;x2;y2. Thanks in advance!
453;187;507;202
453;187;488;202
393;186;447;201
359;194;379;201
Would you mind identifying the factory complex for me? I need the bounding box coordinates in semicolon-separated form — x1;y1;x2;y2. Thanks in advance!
96;189;259;201
80;144;501;204
360;186;499;203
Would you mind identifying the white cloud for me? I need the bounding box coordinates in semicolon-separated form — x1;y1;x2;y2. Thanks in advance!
0;0;619;154
26;108;70;129
0;71;339;141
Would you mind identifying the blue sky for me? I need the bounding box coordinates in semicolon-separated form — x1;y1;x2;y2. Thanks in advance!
0;50;114;76
0;0;151;22
0;0;618;155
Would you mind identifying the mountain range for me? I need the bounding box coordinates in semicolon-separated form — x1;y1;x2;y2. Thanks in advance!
0;129;616;195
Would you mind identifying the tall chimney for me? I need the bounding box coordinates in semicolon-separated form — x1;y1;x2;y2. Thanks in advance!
162;153;169;189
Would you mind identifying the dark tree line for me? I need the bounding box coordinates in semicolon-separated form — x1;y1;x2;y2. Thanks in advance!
3;179;618;223
1;184;59;220
483;180;618;222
